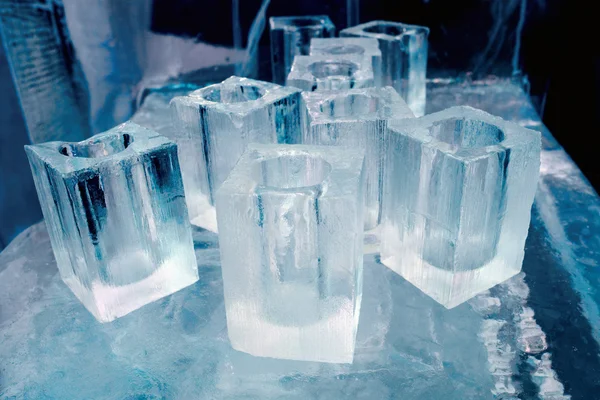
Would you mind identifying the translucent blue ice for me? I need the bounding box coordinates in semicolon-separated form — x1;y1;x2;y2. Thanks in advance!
310;37;383;87
381;106;541;308
301;87;413;231
24;122;199;322
341;20;429;116
170;76;302;231
216;144;366;363
286;54;374;92
269;16;336;84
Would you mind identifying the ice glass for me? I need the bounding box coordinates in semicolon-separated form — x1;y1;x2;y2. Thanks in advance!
310;37;383;87
25;122;199;322
216;144;366;363
286;54;374;92
381;106;541;308
170;76;302;232
301;87;413;231
341;20;429;116
269;16;336;85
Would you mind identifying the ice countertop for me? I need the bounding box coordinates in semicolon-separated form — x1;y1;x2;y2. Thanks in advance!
1;78;599;399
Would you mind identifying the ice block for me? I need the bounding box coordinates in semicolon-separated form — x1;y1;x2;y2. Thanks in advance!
170;76;302;232
269;16;336;84
310;37;383;87
215;144;366;363
301;87;413;232
286;54;374;92
381;106;541;308
341;20;429;116
24;122;199;323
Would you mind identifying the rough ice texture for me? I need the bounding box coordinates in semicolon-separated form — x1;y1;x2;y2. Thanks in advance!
286;54;374;92
170;76;302;232
381;106;541;308
269;16;336;85
215;144;365;363
341;20;429;117
24;122;199;322
301;87;414;231
310;37;383;87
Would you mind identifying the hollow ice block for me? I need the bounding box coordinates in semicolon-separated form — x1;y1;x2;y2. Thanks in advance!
381;106;541;308
310;37;383;87
341;20;429;117
215;144;366;363
269;16;336;85
24;122;199;323
301;87;414;231
170;76;302;232
286;54;374;92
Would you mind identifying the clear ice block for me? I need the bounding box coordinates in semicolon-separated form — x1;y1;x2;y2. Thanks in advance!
24;122;199;322
170;76;302;232
215;144;366;363
309;37;383;87
381;106;541;308
341;20;429;117
301;87;414;232
286;54;374;92
269;16;336;85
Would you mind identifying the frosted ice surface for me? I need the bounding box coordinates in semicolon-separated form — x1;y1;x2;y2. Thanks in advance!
301;87;413;233
170;76;302;232
24;122;199;322
341;20;429;116
269;16;336;84
215;144;366;363
286;54;374;92
381;106;541;308
310;37;383;87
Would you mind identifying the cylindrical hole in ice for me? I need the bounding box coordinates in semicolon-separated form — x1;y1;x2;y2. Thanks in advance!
322;44;365;55
309;60;358;79
320;93;382;118
202;84;265;103
257;154;331;190
59;133;133;158
430;118;505;148
363;23;406;36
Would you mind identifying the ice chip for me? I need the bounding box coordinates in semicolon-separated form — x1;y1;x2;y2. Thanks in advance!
170;76;302;232
381;106;541;308
215;144;366;363
341;20;429;116
24;122;199;322
286;54;374;92
310;37;383;87
269;15;336;84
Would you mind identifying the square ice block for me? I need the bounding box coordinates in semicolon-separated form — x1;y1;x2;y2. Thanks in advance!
381;106;541;308
215;144;366;363
301;87;414;232
25;122;199;323
170;76;302;232
286;54;374;92
341;20;429;116
310;37;383;86
269;16;336;84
